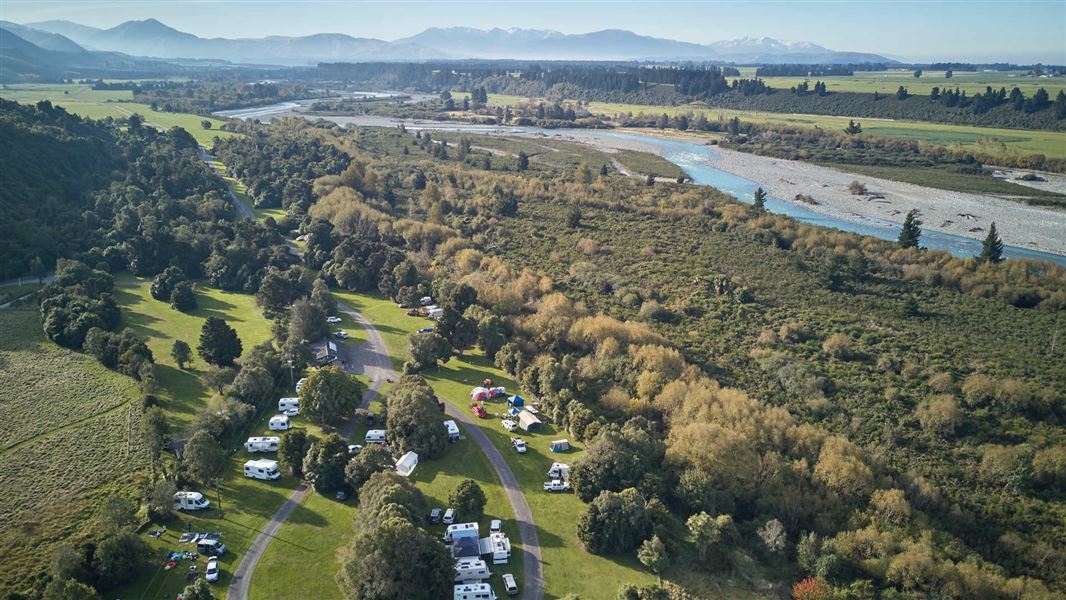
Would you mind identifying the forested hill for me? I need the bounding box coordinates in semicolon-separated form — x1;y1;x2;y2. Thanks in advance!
0;99;123;280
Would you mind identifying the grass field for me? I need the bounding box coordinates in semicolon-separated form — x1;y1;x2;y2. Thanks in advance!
0;83;238;145
206;159;288;221
732;69;1066;97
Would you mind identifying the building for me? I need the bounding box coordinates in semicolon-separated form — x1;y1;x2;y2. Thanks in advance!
309;338;339;367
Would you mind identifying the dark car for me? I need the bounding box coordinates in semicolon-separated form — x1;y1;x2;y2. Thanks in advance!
430;508;442;524
366;412;376;425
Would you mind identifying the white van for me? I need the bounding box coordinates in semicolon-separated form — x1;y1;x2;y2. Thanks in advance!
173;491;210;511
454;558;491;583
453;583;496;600
364;429;387;444
269;415;291;431
243;459;280;480
278;397;300;412
244;436;280;453
547;462;570;480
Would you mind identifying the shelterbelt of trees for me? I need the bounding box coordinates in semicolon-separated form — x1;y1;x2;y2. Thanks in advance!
210;120;1065;599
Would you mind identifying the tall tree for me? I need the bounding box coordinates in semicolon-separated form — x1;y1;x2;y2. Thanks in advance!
300;366;365;427
516;151;529;171
337;518;454;600
897;209;922;249
278;429;315;476
171;339;192;369
303;433;350;493
385;375;449;458
198;317;243;366
980;221;1004;263
449;479;487;521
638;535;668;585
183;430;228;489
753;187;767;211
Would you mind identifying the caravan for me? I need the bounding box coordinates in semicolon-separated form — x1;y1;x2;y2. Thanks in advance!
173;491;210;511
454;583;497;600
364;429;387;444
454;558;491;583
278;397;300;412
547;462;570;480
244;436;280;453
443;419;460;441
269;415;291;431
243;459;280;480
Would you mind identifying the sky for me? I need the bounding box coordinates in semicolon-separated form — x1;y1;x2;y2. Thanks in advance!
3;0;1064;63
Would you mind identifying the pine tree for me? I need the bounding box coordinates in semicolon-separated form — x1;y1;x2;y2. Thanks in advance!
753;187;767;211
600;163;609;177
980;222;1004;263
898;209;922;248
516;151;529;171
197;316;243;366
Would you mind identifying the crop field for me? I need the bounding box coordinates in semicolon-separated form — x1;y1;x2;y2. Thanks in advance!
0;83;238;145
0;309;145;595
732;69;1066;96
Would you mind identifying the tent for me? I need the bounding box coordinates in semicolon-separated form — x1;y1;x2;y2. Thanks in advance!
507;406;521;416
470;387;491;402
550;439;571;453
517;410;542;432
507;394;525;407
395;451;419;477
490;386;507;397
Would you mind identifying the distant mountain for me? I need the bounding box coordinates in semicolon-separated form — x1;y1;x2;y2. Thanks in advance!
704;36;891;64
0;21;85;53
0;27;187;83
23;19;102;42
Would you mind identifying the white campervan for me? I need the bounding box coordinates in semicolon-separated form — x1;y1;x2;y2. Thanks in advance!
243;459;280;480
244;436;280;453
444;419;460;441
269;415;291;431
364;429;387;444
173;491;210;511
547;462;570;480
454;558;491;583
454;583;497;600
278;397;300;412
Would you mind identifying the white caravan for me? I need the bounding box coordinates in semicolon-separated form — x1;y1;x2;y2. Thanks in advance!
269;415;291;431
173;491;210;511
454;558;491;583
444;419;460;441
364;429;387;444
454;583;497;600
243;459;280;480
547;463;570;480
244;436;280;453
278;397;300;412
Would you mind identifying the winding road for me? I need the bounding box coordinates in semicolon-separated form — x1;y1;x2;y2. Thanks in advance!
206;150;544;600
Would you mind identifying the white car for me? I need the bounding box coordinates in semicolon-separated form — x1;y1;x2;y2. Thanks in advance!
335;330;349;339
282;408;300;417
348;444;363;455
443;508;456;524
326;316;342;324
295;377;307;393
501;419;517;432
543;480;571;492
490;519;502;534
502;573;518;595
511;438;527;454
205;556;220;583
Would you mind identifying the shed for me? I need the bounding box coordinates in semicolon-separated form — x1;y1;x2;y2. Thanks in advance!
550;439;571;453
507;394;524;407
395;451;419;477
517;410;542;432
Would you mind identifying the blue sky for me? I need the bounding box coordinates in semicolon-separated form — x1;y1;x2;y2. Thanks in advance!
3;1;1064;63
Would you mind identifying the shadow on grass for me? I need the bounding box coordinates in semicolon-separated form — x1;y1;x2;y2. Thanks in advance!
193;291;241;321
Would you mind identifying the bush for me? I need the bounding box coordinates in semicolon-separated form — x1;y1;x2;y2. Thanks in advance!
822;333;855;359
449;479;487;521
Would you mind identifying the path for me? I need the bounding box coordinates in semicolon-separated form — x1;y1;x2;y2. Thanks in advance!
199;146;255;220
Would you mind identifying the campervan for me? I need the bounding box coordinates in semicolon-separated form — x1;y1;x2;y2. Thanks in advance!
364;429;387;444
173;491;210;511
269;415;291;431
244;436;280;453
454;558;491;583
243;459;280;480
483;532;511;564
445;522;479;542
547;463;570;480
444;419;460;441
278;397;299;412
454;583;497;600
196;538;227;556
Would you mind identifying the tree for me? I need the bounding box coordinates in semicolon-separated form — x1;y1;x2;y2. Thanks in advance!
638;535;668;585
896;86;909;100
476;314;507;360
843;119;862;135
288;297;328;344
897;209;922;249
406;331;451;372
94;531;149;590
576;488;651;554
600;163;609;177
450;479;487;521
980;221;1004;263
303;433;350;493
385;375;449;458
311;278;338;315
516;151;529;171
182;577;216;600
147;479;177;521
686;512;734;562
201;120;213;130
278;429;315;477
945;68;953;79
753;187;767;211
98;495;138;533
198;317;243;366
300;366;365;427
345;444;394;491
758;518;787;554
337;518;454;600
184;430;228;489
169;281;197;312
201;366;236;395
171;339;192;369
792;577;834;600
913;69;922;78
150;266;187;302
42;578;100;600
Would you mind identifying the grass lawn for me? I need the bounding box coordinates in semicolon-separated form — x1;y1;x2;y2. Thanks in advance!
0;83;238;145
736;69;1066;97
0;282;43;306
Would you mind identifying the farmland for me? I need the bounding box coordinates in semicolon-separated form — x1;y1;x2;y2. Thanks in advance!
732;68;1066;96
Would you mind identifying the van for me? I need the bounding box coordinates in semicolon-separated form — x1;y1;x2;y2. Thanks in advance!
442;508;456;524
268;415;291;431
453;583;496;600
173;491;210;511
196;538;227;556
364;429;387;444
454;558;491;583
243;459;280;480
278;397;300;412
502;573;518;595
244;436;280;453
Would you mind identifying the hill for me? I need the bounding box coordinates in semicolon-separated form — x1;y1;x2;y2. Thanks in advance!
0;20;84;53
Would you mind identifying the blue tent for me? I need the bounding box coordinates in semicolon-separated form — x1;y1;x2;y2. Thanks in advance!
508;406;521;416
508;395;525;407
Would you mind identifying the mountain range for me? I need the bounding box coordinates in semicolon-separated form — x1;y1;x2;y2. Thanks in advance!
15;19;896;65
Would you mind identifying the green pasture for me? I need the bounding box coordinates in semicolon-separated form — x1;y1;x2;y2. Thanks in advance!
735;69;1066;96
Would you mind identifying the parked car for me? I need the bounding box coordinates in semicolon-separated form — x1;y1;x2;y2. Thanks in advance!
417;327;434;333
205;556;220;582
511;438;527;453
543;480;571;492
197;539;227;556
430;508;442;523
406;309;421;316
335;330;349;339
282;408;300;417
502;419;517;432
295;377;307;393
490;519;502;534
471;404;488;418
326;316;342;324
366;412;377;425
335;489;349;501
443;508;456;524
347;444;363;455
503;573;518;595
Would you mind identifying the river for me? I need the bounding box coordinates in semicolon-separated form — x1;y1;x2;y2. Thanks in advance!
216;103;1066;267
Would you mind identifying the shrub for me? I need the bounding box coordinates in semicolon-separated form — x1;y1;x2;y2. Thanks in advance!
822;333;855;359
916;394;963;434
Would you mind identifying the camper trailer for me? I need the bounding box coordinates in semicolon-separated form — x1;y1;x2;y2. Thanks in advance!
364;429;387;444
269;415;291;431
547;463;570;480
278;397;300;412
454;558;491;583
454;583;497;600
243;459;280;480
396;451;419;477
481;532;512;565
244;436;280;453
444;419;460;441
173;491;210;511
445;522;480;542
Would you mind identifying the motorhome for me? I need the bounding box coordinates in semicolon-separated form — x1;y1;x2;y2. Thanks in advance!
547;462;570;479
453;583;497;600
243;459;280;480
480;532;511;565
444;419;460;441
445;522;479;542
173;491;210;511
269;415;291;431
364;429;387;444
244;436;280;453
454;558;491;583
278;397;299;412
